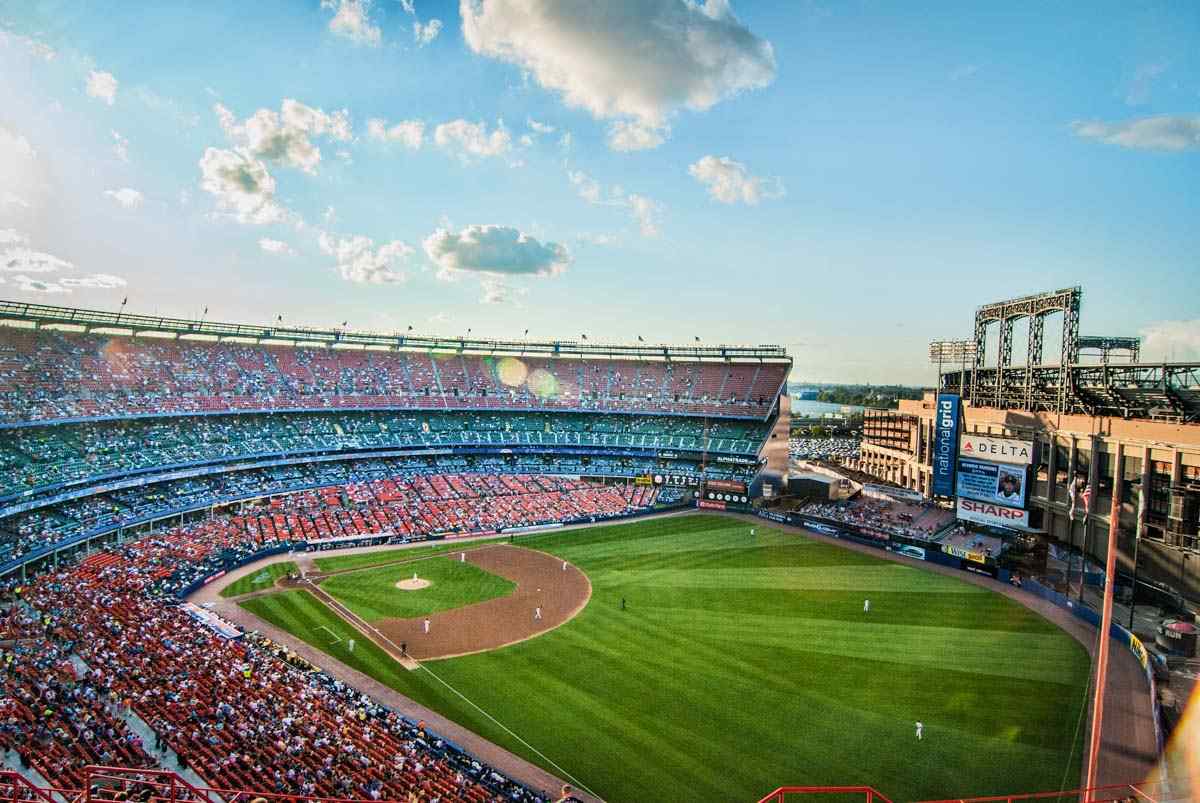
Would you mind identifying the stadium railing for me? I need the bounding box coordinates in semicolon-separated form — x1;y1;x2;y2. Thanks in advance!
758;786;894;803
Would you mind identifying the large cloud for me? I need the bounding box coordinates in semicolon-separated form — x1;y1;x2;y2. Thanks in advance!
1140;320;1200;362
216;100;351;175
3;247;73;274
423;224;571;278
198;147;286;225
688;154;784;204
86;70;118;105
1071;116;1200;152
461;0;775;149
319;232;411;283
322;0;382;46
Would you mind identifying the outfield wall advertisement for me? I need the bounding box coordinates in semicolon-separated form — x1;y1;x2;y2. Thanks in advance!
931;393;961;496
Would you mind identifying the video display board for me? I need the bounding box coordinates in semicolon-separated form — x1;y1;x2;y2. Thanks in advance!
955;458;1028;508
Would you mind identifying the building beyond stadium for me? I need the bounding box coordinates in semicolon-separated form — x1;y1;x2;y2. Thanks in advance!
853;287;1200;602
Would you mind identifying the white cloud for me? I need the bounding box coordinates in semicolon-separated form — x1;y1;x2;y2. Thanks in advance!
606;119;667;152
11;274;70;294
259;237;296;256
462;0;775;150
2;247;73;274
198;147;287;225
527;118;555;134
1140;320;1200;362
433;119;511;161
628;194;662;237
59;273;127;289
688;154;784;204
322;205;337;224
1071;116;1200;152
104;187;144;209
414;19;442;46
567;169;662;236
0;125;37;161
423;224;571;279
318;231;411;283
0;229;27;246
322;0;382;46
480;278;513;304
7;272;125;294
0;30;56;61
215;99;351;175
367;118;425;149
111;130;129;162
1;192;31;209
86;70;118;105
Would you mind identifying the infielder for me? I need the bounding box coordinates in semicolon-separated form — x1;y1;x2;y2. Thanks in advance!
423;618;430;634
534;606;542;620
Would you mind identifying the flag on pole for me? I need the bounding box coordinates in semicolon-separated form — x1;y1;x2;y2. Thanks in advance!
1081;484;1093;515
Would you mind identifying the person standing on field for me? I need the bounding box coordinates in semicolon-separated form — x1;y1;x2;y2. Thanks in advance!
915;721;924;740
534;606;542;620
423;618;430;634
863;598;870;613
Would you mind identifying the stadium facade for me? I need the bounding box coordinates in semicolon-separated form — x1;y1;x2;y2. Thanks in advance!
854;287;1200;602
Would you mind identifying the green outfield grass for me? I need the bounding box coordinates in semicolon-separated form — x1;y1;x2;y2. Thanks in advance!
219;560;297;598
241;515;1091;803
318;555;515;621
312;537;504;572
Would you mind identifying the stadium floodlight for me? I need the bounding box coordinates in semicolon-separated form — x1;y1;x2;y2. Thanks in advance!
928;340;978;364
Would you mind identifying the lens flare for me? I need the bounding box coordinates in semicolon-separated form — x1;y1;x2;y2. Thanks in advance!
526;368;559;399
496;357;528;387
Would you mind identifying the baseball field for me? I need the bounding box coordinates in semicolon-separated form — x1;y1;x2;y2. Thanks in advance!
237;514;1091;802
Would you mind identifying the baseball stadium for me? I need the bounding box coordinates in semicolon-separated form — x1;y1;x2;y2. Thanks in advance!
0;292;1195;803
3;2;1199;802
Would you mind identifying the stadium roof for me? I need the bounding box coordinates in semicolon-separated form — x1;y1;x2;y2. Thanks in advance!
0;299;790;363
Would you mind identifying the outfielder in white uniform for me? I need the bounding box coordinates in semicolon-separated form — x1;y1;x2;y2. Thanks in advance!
863;599;870;613
915;721;923;740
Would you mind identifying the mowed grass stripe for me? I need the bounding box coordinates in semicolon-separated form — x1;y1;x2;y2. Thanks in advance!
313;537;506;572
657;610;1084;683
594;564;990;593
219;560;297;598
242;515;1090;803
318;556;515;621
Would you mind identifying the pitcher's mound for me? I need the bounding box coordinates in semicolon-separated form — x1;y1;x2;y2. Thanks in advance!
396;578;431;591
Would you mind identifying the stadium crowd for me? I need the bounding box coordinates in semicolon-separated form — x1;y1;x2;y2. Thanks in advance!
797;497;952;542
0;329;787;424
1;471;668;567
0;410;768;501
1;514;551;801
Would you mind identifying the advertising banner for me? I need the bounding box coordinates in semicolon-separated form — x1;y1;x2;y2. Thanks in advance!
892;544;927;561
958;435;1035;465
955;459;1028;508
956;497;1030;529
931;394;961;496
698;499;726;511
706;479;749;494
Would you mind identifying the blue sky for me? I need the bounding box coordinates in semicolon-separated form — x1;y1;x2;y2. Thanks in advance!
1;0;1197;383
